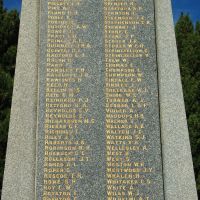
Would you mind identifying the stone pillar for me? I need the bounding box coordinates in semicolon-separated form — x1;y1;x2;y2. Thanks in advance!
2;0;38;199
155;0;198;199
2;0;198;199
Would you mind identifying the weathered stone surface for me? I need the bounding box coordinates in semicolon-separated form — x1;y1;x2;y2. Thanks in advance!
2;0;197;200
1;0;39;199
36;0;164;199
155;0;198;199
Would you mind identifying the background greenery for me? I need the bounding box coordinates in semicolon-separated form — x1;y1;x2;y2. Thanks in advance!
0;0;19;195
175;14;200;197
0;0;199;197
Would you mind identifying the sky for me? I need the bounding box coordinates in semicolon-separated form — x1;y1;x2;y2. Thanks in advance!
3;0;21;12
172;0;200;23
3;0;200;24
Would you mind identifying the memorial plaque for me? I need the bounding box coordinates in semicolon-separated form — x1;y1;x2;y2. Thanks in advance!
36;0;164;199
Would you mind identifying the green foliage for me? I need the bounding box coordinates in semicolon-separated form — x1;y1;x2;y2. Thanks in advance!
1;46;17;75
0;1;2;9
0;10;19;68
0;108;10;194
175;13;194;55
175;14;200;197
0;0;19;195
196;21;200;35
0;70;13;109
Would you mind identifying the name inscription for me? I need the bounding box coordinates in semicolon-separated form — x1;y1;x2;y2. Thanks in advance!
37;0;164;199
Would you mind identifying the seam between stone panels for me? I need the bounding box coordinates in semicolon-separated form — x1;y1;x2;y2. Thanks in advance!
35;0;42;199
153;0;166;199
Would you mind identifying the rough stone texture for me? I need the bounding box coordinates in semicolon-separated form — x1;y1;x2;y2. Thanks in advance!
36;0;164;199
1;0;198;199
155;0;198;199
1;0;39;199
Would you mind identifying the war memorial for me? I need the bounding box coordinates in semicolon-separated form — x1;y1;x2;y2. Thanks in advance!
2;0;198;199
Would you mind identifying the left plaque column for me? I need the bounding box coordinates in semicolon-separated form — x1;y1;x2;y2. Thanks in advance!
2;0;39;199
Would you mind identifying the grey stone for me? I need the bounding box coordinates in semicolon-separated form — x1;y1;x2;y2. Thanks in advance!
1;0;39;199
1;0;198;199
36;0;164;199
155;0;198;199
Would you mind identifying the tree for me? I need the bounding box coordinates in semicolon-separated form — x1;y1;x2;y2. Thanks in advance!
175;13;194;55
0;0;3;12
175;14;200;197
0;9;19;74
0;0;19;194
196;21;200;35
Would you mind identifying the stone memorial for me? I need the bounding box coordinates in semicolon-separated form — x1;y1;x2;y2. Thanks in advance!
2;0;198;200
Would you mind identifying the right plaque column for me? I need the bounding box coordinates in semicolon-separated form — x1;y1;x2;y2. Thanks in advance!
103;0;164;199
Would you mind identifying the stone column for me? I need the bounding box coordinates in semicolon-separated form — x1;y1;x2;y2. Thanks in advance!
1;0;39;199
155;0;198;199
2;0;198;199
